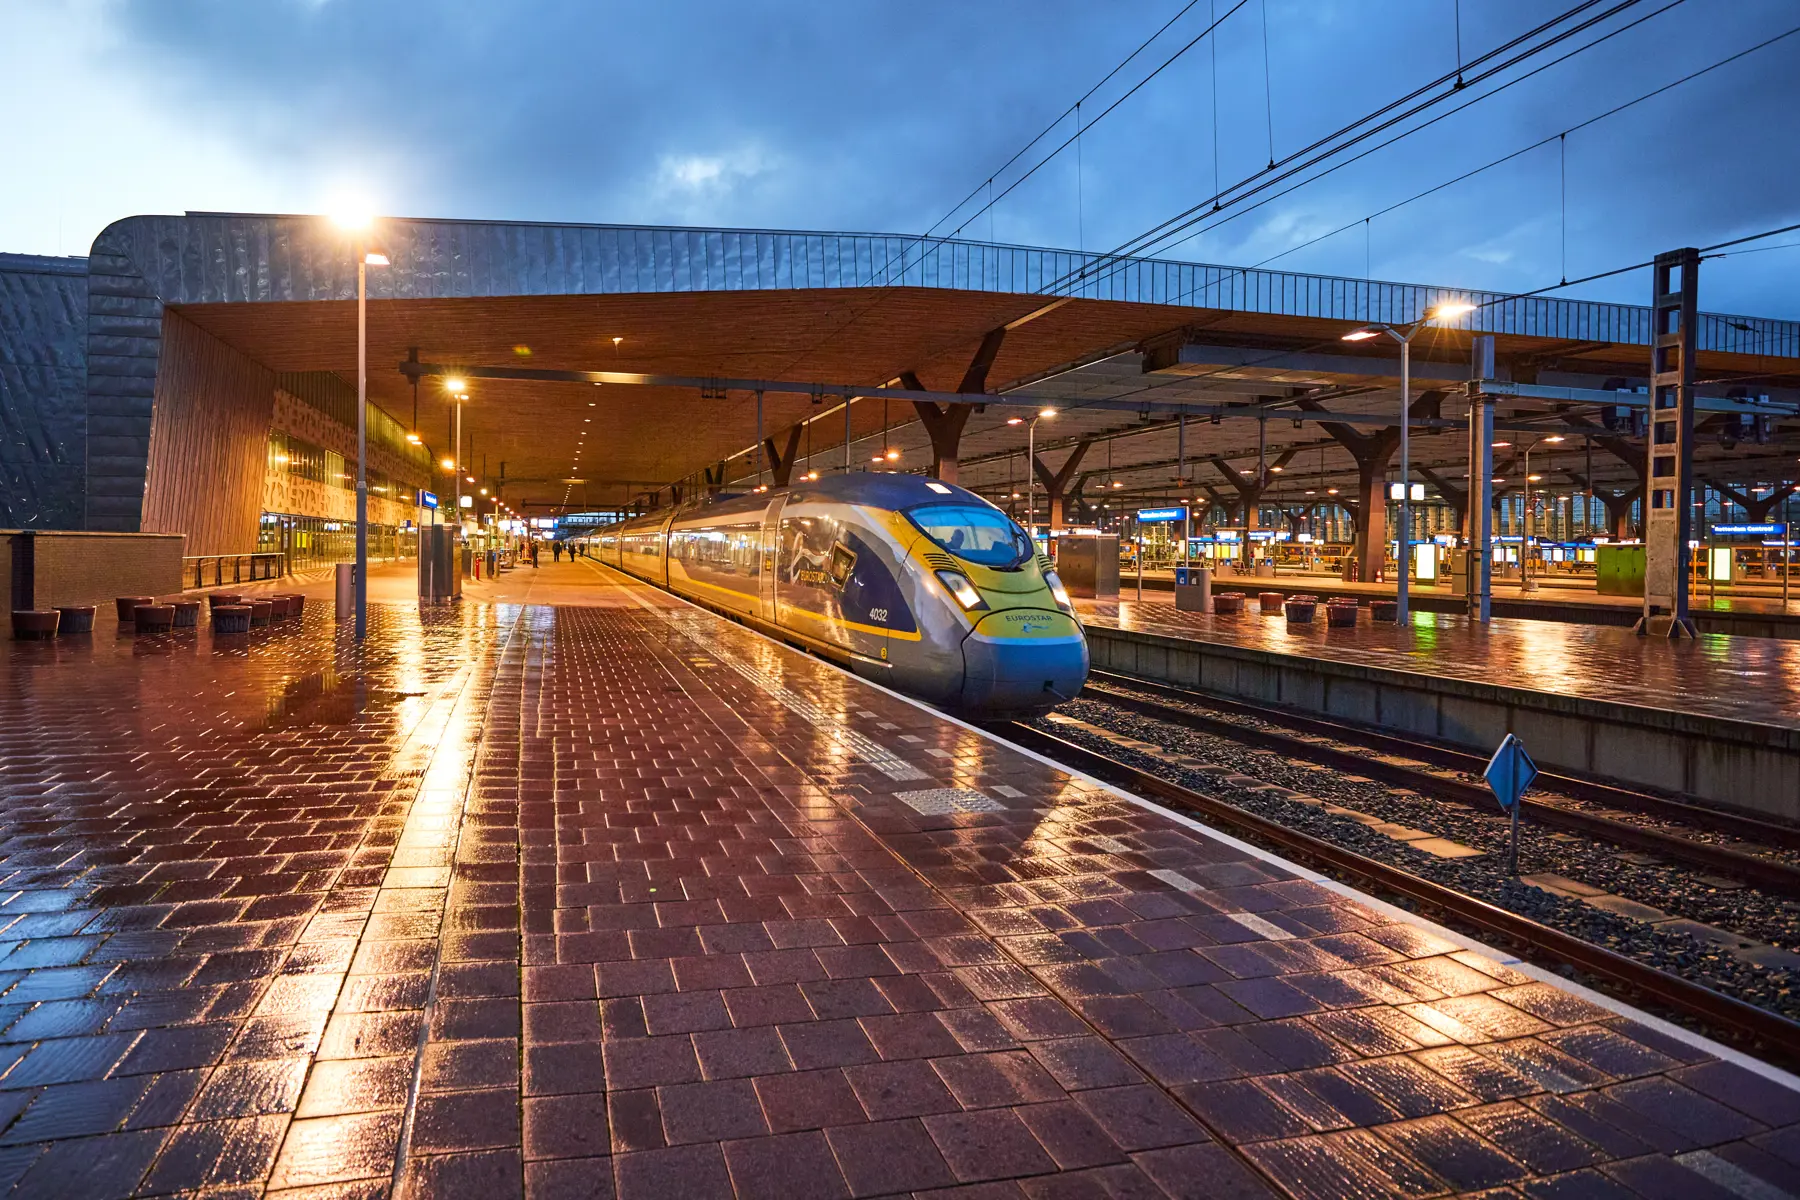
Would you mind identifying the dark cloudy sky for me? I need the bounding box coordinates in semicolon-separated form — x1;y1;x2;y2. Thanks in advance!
4;0;1796;316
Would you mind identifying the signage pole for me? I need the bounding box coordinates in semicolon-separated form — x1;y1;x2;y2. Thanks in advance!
1508;797;1520;877
1485;734;1536;878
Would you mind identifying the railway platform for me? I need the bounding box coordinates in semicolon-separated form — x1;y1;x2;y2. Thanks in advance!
1078;597;1800;822
1;561;1798;1198
1120;571;1800;640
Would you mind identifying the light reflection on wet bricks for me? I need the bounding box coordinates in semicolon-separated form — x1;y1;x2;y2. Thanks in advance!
0;565;1793;1198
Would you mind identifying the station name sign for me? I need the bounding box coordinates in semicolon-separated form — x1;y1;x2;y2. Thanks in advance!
419;490;439;510
1136;507;1188;523
1711;523;1785;536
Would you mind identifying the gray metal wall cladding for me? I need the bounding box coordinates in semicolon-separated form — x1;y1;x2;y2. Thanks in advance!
0;254;89;528
91;213;1800;353
50;213;1800;532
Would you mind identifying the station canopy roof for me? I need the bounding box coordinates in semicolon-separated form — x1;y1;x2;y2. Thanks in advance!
110;213;1800;512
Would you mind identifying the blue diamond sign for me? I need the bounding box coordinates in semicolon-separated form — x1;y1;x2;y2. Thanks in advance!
1483;734;1538;811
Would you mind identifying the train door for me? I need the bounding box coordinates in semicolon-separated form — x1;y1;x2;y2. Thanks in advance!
758;495;785;624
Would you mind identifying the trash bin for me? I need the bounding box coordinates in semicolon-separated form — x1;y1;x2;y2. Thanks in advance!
335;563;356;621
1174;567;1212;613
419;526;462;603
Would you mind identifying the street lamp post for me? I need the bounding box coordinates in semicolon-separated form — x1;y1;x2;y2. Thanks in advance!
1518;434;1564;593
332;213;389;641
1009;408;1057;539
1341;301;1475;624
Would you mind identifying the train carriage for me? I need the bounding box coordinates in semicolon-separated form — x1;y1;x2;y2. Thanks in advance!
601;474;1087;717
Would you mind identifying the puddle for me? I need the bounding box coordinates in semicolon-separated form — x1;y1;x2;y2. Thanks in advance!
264;672;428;729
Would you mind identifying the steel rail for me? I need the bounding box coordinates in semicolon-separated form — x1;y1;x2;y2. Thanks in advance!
1085;669;1800;847
1080;672;1800;896
994;720;1800;1066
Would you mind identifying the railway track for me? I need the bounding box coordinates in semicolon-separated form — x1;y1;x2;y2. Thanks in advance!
1081;669;1800;898
992;718;1800;1068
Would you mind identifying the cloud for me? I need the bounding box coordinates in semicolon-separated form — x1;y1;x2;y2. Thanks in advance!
0;0;1795;317
642;146;782;223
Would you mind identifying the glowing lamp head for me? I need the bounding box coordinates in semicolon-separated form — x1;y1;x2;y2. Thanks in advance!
885;449;900;461
443;377;466;393
1006;417;1024;426
440;457;455;471
363;251;389;267
1426;301;1476;322
330;209;373;232
1543;435;1566;443
1038;408;1057;419
406;432;422;445
1341;328;1381;342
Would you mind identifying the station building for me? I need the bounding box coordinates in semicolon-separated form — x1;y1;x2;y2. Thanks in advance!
3;213;1800;1199
2;213;1797;593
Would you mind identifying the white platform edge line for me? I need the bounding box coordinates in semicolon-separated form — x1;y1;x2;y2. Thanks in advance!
583;558;1800;1094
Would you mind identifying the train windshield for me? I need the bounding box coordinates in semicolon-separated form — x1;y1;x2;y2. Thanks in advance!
906;504;1034;569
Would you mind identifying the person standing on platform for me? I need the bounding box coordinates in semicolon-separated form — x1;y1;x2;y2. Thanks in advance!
530;540;540;568
553;541;562;563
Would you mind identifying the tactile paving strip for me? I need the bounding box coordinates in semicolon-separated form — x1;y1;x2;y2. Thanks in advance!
892;788;1008;816
665;618;929;782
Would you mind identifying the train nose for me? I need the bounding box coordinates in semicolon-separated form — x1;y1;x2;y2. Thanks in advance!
958;613;1089;716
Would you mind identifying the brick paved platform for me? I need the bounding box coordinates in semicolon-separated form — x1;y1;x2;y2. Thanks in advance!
1;561;1797;1198
1080;597;1800;732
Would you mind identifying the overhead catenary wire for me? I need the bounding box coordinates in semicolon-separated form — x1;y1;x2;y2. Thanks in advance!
1041;0;1662;298
1164;0;1792;307
1029;32;1800;422
846;0;1217;292
1031;216;1800;426
940;0;1248;245
1393;219;1800;332
1260;0;1275;167
793;0;1617;400
772;0;1236;379
1210;0;1221;206
1712;241;1800;258
1223;10;1775;284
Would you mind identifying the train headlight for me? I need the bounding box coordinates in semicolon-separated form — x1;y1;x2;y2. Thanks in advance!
935;570;988;611
1043;570;1074;614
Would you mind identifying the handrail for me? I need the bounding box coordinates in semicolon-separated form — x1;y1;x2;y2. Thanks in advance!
182;552;287;590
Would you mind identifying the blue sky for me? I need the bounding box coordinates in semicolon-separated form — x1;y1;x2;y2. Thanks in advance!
4;0;1796;316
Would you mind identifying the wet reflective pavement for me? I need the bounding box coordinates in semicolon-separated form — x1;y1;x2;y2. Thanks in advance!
1;563;1798;1197
1125;571;1800;617
1081;597;1800;731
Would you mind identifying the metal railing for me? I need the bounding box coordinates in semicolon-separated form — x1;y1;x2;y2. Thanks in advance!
184;552;287;590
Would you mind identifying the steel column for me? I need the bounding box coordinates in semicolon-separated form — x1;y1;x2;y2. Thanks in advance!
354;254;368;641
1636;248;1700;638
1467;336;1495;624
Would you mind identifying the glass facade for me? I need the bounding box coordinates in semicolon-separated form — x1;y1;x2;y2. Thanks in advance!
267;431;414;505
257;514;417;573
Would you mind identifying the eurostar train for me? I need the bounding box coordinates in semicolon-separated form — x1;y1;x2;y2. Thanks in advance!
593;473;1088;717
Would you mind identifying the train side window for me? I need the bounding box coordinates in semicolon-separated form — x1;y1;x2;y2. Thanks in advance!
827;542;857;588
